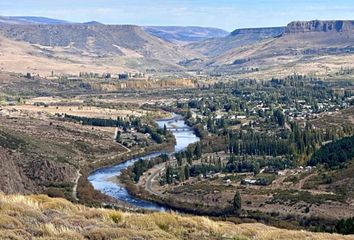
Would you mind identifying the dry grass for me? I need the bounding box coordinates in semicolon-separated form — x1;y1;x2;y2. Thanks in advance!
0;36;133;76
0;193;352;240
2;104;149;119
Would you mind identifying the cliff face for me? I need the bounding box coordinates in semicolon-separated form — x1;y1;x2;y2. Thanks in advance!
231;27;284;37
285;20;354;34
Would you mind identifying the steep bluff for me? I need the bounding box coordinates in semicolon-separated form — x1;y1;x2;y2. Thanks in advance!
231;27;284;37
285;20;354;34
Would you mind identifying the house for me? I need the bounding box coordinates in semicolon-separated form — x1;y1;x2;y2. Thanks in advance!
118;73;129;80
223;179;231;184
244;179;257;184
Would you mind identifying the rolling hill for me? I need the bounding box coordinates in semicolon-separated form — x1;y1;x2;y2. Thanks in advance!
0;21;203;75
143;26;229;44
206;20;354;78
0;18;353;78
187;27;284;57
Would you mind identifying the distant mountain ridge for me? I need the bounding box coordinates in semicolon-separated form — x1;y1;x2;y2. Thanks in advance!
0;17;353;78
0;16;71;25
0;19;203;75
187;26;285;57
143;26;229;43
0;23;199;60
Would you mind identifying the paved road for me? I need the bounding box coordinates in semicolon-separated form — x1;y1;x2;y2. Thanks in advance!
145;160;177;197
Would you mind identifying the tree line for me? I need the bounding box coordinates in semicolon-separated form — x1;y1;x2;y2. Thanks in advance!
308;135;354;168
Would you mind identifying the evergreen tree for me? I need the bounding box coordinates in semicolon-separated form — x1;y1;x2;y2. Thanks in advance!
165;165;174;184
115;131;122;142
163;124;167;135
186;109;192;119
194;143;202;159
233;191;242;215
184;165;190;180
175;152;183;166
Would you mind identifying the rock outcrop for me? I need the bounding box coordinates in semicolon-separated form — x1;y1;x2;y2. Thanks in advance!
231;27;284;37
285;20;354;34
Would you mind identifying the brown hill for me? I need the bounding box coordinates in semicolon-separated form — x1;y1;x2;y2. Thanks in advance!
209;20;354;78
186;27;284;57
0;19;353;78
143;26;229;44
0;23;201;75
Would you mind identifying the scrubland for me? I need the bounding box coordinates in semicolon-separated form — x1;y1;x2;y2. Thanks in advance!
0;193;352;240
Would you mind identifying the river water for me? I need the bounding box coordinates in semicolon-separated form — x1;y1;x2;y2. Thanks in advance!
88;114;200;211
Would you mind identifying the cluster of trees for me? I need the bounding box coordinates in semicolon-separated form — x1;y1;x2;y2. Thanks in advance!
141;124;167;144
227;131;291;157
336;66;354;76
132;154;169;182
64;114;165;144
174;143;203;166
225;155;260;174
335;217;354;234
164;164;190;184
64;114;140;129
225;154;293;174
308;135;354;168
227;120;353;164
189;164;220;177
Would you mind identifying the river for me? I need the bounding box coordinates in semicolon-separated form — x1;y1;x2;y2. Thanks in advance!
88;114;200;211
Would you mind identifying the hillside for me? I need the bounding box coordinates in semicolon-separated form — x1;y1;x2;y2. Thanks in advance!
0;22;201;75
143;26;228;44
0;192;352;240
0;18;353;78
209;20;354;78
0;23;198;60
186;27;284;57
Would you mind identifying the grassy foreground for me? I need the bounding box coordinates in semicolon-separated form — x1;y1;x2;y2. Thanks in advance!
0;193;352;240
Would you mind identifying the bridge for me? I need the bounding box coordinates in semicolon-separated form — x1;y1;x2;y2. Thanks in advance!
166;127;192;132
158;115;184;122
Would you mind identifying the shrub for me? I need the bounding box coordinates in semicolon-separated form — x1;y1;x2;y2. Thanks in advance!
106;211;124;224
45;188;66;198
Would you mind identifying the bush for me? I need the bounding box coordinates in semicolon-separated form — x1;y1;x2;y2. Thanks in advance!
336;217;354;234
107;211;124;224
45;188;66;198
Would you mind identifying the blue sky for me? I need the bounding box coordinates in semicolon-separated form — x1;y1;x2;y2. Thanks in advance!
0;0;353;31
